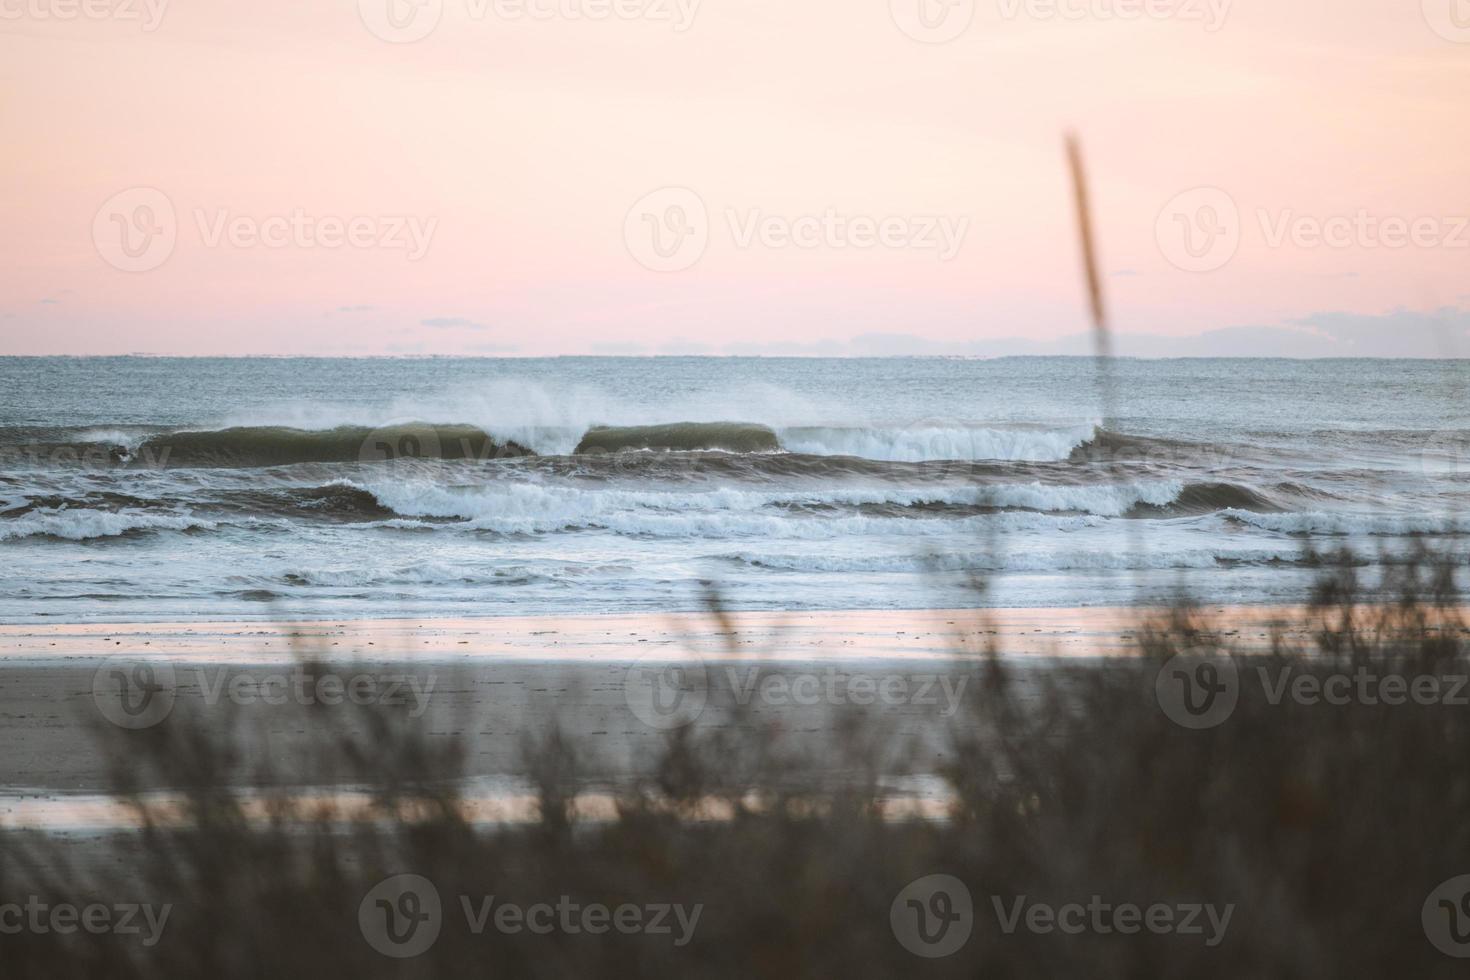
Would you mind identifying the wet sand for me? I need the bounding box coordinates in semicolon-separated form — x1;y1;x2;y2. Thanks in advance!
0;604;1431;831
0;604;1312;664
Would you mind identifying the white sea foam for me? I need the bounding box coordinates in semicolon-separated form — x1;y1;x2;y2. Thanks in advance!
352;477;1184;533
776;424;1096;462
722;546;1306;574
7;359;1461;624
215;380;841;457
76;428;151;450
0;509;214;542
1222;509;1465;536
278;561;571;588
203;377;1098;462
350;481;1114;538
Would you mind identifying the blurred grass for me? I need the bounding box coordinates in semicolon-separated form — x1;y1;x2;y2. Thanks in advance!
1;550;1469;976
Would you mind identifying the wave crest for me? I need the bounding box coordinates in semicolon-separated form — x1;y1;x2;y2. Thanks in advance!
574;422;779;455
779;423;1096;462
133;425;532;468
0;509;214;542
36;419;1109;468
345;477;1189;536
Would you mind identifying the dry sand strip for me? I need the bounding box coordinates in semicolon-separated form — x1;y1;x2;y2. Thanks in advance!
0;605;1456;809
0;604;1293;797
0;605;1148;800
0;605;1321;665
0;654;994;797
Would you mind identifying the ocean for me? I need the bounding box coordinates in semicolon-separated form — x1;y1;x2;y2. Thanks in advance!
2;356;1467;624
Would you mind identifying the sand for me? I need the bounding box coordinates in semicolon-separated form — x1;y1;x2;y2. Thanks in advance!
0;603;1418;831
0;604;1311;663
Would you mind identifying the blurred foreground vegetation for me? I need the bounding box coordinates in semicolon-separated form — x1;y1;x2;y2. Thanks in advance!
3;550;1470;977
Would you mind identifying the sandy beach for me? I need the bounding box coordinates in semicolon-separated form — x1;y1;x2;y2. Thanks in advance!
0;603;1321;664
5;599;1464;841
0;602;1415;820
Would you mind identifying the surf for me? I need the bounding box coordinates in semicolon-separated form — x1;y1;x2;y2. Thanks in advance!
130;425;534;469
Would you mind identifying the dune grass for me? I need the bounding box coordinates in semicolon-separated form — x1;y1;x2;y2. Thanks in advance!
2;550;1469;976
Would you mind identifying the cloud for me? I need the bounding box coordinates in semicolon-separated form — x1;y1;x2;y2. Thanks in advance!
337;304;375;313
658;338;714;355
723;338;848;356
1285;307;1470;357
717;307;1470;359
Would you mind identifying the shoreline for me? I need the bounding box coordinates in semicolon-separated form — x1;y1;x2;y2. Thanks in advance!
0;604;1271;803
2;601;1464;828
0;603;1343;664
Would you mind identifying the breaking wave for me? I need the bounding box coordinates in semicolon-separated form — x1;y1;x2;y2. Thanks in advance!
574;422;780;455
19;419;1108;468
720;546;1320;574
1221;509;1467;537
333;477;1230;536
778;423;1096;462
130;425;533;469
0;509;215;542
1128;481;1281;516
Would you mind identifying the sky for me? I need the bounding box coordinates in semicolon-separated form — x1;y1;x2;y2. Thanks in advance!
2;0;1469;356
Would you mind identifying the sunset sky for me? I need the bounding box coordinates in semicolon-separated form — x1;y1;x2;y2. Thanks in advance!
3;0;1469;356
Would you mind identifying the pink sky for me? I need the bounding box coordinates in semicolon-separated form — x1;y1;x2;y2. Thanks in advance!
2;0;1468;356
